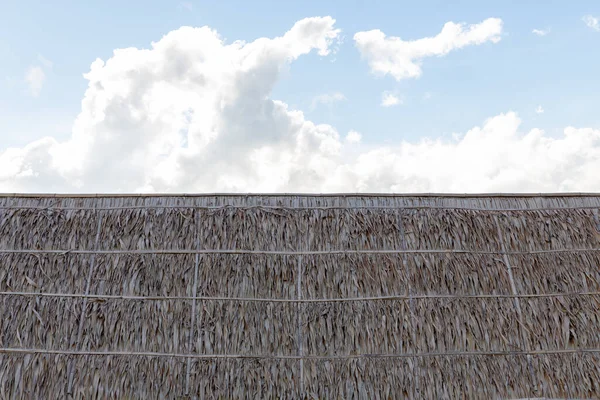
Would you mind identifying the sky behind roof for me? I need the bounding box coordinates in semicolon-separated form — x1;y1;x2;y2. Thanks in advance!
1;1;599;192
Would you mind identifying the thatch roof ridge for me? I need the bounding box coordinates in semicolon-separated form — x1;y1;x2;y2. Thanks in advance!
1;193;600;212
1;192;600;198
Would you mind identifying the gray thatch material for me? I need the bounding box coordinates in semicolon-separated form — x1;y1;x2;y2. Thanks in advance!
1;193;600;399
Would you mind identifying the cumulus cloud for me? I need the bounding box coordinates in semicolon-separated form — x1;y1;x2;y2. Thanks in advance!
381;91;401;107
535;105;544;114
2;17;600;193
341;113;600;193
310;92;346;110
2;17;343;192
532;28;550;36
345;130;362;144
354;18;503;81
24;66;45;97
583;15;599;31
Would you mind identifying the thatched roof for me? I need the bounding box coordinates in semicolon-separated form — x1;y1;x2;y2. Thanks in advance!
1;193;599;399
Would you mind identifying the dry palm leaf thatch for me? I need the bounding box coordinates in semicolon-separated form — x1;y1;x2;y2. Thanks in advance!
1;193;600;399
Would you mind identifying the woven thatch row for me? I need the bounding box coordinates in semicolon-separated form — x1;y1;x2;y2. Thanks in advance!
2;207;599;253
404;253;512;295
498;209;600;251
198;208;301;251
0;296;80;351
0;209;99;250
401;209;501;251
99;208;198;250
0;254;91;293
91;254;198;297
3;207;599;253
520;296;600;350
304;353;600;399
0;253;298;299
1;195;600;398
4;252;577;299
301;298;522;355
3;293;597;359
194;300;297;355
0;297;191;353
509;252;600;294
3;251;599;300
2;353;599;399
0;354;185;399
0;253;300;299
197;254;297;299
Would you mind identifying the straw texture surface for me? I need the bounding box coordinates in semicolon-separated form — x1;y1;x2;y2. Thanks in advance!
1;194;599;399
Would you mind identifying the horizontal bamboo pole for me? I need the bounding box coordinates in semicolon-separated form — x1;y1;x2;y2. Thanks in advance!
1;290;599;303
1;192;600;198
1;347;599;360
0;204;599;211
0;248;599;255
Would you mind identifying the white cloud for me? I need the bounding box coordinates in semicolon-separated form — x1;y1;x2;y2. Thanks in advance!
25;66;45;97
2;18;600;193
37;54;53;68
532;28;550;36
535;105;544;114
311;92;346;110
2;17;343;192
381;91;401;107
354;18;503;81
345;130;362;144
342;113;600;193
583;15;600;31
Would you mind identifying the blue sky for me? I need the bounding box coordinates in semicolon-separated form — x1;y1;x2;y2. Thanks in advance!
0;1;599;192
